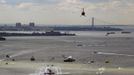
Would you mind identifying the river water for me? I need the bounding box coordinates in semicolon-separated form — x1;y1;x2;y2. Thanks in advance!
0;30;134;75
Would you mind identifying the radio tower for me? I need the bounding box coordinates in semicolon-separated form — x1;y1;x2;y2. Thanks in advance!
91;17;94;29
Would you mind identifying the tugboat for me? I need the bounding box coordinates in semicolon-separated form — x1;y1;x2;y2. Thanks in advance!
0;36;6;41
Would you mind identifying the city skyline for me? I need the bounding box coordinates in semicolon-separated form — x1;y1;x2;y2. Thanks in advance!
0;0;134;25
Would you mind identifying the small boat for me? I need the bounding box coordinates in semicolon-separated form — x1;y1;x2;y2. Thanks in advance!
64;56;76;62
0;36;6;41
121;31;131;34
105;32;115;36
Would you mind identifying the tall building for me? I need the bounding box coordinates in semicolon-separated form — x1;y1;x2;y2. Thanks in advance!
29;22;35;27
16;22;21;27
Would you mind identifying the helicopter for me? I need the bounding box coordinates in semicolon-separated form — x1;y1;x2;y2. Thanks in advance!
81;8;86;16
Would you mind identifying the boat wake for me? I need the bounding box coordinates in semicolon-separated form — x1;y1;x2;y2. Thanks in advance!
29;64;70;75
96;67;106;74
97;52;134;57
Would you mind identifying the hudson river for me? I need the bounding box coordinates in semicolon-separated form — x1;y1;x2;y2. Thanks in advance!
0;30;134;75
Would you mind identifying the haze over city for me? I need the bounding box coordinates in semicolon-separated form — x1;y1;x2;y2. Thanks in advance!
0;0;134;25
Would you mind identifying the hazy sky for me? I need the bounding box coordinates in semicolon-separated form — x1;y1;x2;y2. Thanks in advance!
0;0;134;25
